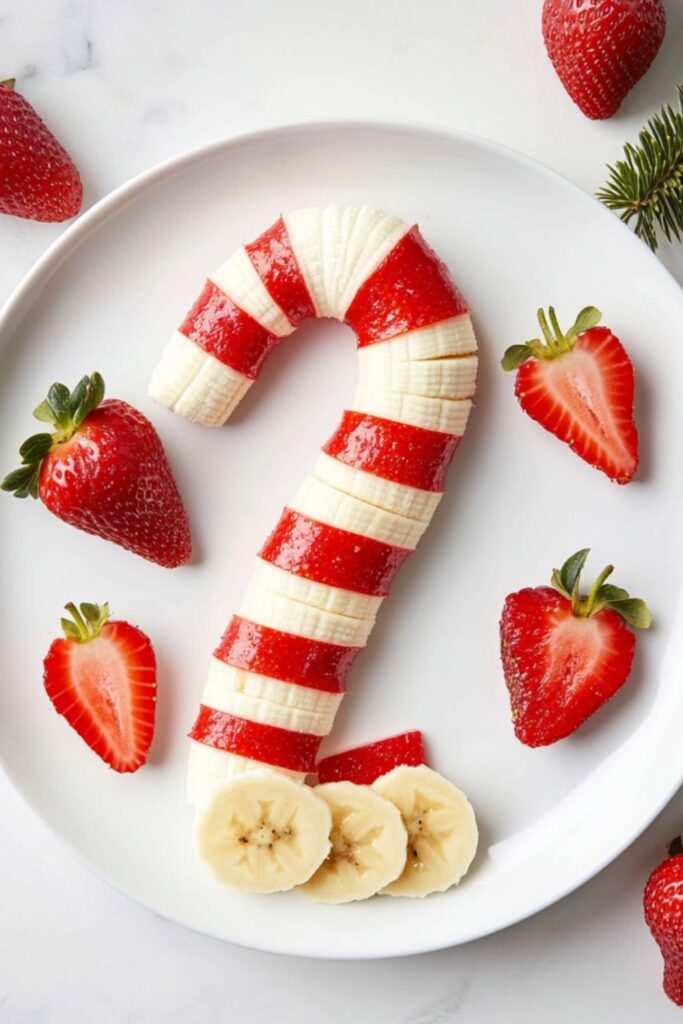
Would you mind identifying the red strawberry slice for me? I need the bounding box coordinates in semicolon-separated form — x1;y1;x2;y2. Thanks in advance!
542;0;666;120
500;549;651;747
502;306;638;483
1;372;192;567
0;79;82;222
644;837;683;1006
189;706;322;773
317;731;426;785
43;602;157;772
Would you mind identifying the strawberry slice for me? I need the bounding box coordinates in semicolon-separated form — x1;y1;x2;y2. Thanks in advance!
500;549;651;747
43;602;157;772
1;372;192;567
502;306;639;483
317;731;426;785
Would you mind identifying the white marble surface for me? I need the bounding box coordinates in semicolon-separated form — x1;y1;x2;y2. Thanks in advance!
1;1;683;1020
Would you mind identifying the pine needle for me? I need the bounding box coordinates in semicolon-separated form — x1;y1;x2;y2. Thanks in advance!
596;85;683;252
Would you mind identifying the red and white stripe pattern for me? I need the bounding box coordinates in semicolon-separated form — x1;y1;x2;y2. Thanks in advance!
152;206;478;805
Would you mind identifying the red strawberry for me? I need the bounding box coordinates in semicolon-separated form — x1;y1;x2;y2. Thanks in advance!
0;78;82;222
317;731;426;785
43;602;157;772
500;549;651;747
542;0;666;120
502;306;638;484
644;838;683;1006
1;372;192;567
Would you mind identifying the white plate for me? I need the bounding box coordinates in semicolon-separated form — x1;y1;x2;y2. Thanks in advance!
1;122;682;960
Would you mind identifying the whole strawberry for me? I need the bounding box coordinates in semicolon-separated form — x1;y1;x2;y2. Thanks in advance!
2;372;192;567
502;306;639;484
500;549;651;746
644;838;683;1006
542;0;666;120
0;79;82;222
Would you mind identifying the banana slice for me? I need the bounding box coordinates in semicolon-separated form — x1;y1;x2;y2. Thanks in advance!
313;452;442;523
195;771;332;893
290;475;427;550
284;205;408;318
149;331;251;426
250;558;383;621
299;782;407;903
210;246;294;337
240;584;375;647
187;740;307;807
357;349;478;400
352;388;472;437
373;765;478;897
204;657;344;718
372;314;478;361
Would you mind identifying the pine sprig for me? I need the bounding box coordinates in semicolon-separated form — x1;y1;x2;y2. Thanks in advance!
597;85;683;252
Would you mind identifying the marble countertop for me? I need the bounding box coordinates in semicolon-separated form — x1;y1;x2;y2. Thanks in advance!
1;1;683;1021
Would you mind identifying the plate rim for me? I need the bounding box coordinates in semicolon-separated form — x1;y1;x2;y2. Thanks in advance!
1;118;682;960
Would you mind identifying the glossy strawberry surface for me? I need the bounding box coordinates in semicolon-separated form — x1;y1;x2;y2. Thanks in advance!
39;400;191;567
317;731;426;785
189;706;322;773
542;0;666;119
215;616;358;692
0;81;82;221
259;507;410;597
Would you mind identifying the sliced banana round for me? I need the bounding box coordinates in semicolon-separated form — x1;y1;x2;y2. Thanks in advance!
194;771;332;893
299;782;407;904
373;765;478;898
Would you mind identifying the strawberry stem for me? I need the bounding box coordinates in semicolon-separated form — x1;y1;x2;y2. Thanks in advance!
0;78;16;89
580;564;615;617
551;549;652;629
501;306;602;371
537;308;556;350
61;602;110;643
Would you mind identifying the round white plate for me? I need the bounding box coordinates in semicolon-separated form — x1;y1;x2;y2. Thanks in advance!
1;122;682;959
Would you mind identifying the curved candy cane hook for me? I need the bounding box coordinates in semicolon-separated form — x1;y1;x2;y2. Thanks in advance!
149;204;478;805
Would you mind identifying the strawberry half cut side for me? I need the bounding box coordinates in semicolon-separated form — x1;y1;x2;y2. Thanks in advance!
43;602;157;772
502;306;639;484
500;549;651;747
317;730;427;785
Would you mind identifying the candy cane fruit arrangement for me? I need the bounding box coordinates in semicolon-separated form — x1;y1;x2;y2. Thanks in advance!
150;205;479;901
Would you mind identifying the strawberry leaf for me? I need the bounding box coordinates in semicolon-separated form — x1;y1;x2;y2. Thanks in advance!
570;306;602;337
2;373;107;501
597;583;630;604
61;601;110;642
606;597;652;630
60;619;83;642
32;399;55;424
501;344;533;371
19;433;53;463
47;383;71;428
558;549;590;598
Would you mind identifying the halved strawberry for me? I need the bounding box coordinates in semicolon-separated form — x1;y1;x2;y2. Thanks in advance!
43;602;157;772
500;549;651;747
317;731;426;785
502;306;639;483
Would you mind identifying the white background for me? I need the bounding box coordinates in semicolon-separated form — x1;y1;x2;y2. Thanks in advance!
1;1;683;1020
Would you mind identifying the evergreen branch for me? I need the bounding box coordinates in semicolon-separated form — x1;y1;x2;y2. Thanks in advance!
596;85;683;252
